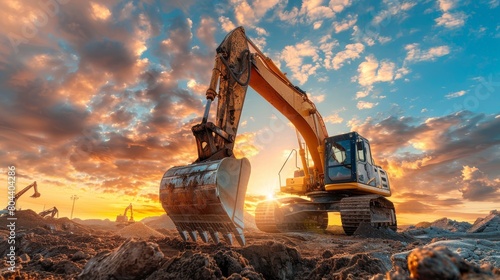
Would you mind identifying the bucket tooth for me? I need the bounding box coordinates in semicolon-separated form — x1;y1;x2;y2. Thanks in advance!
199;231;210;243
223;233;233;246
188;231;198;242
210;231;220;244
160;157;251;246
234;228;245;246
179;230;189;242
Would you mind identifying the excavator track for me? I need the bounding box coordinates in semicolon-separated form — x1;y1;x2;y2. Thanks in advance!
255;200;328;233
340;195;397;235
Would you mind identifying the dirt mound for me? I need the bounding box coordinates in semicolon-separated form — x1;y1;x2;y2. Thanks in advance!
0;210;90;233
430;217;471;232
117;222;165;239
353;223;415;242
143;214;176;230
79;239;164;280
468;210;500;233
147;249;264;280
73;218;117;231
309;253;387;279
237;241;302;279
407;246;496;279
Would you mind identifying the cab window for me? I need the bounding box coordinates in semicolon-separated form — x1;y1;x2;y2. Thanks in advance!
327;140;352;181
357;139;365;162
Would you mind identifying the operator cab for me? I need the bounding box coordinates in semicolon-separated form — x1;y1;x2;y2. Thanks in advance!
324;132;391;195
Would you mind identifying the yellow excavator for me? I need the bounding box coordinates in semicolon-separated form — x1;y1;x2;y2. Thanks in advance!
115;203;135;226
0;181;41;216
160;27;397;246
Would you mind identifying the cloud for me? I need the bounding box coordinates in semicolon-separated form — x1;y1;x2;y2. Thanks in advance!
90;2;111;21
300;0;335;21
324;112;344;124
356;55;396;87
255;27;269;36
275;0;349;25
329;0;352;13
313;21;323;29
233;0;279;27
0;3;221;207
435;12;466;28
234;132;260;158
280;40;320;84
435;0;466;29
349;112;500;199
196;17;217;48
355;90;370;99
445;90;467;99
459;166;500;201
319;35;339;70
332;43;364;70
333;15;357;33
308;93;325;103
405;44;450;62
357;101;378;109
437;0;456;12
396;200;435;214
372;1;416;25
219;16;236;32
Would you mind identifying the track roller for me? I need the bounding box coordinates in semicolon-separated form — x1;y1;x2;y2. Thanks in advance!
255;200;328;233
340;195;397;235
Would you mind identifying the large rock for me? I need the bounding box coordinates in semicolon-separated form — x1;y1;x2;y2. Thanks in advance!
390;239;500;272
309;253;387;280
78;239;164;280
430;218;471;232
146;249;264;280
468;210;500;233
237;241;301;280
407;246;495;279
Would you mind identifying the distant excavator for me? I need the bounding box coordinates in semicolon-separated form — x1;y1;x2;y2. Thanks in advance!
39;206;59;218
0;181;41;216
115;203;135;226
160;27;397;246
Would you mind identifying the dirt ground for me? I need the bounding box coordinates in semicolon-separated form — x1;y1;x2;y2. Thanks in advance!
0;210;499;280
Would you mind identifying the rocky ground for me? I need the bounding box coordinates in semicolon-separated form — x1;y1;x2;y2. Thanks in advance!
0;210;499;280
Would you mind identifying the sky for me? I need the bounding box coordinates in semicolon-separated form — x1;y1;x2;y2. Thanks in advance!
0;0;499;225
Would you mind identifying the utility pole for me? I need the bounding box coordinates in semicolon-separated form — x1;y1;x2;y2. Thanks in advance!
70;195;79;219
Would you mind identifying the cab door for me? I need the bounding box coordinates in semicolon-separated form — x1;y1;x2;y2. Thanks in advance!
356;138;377;186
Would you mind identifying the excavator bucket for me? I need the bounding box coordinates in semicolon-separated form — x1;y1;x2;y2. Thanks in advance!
160;157;250;246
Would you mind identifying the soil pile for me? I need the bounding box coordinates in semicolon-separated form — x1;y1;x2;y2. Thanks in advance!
79;239;164;279
430;217;472;232
1;211;499;280
353;222;415;242
0;227;125;279
117;222;165;239
0;210;89;233
468;210;500;233
73;218;116;231
406;246;497;279
143;214;176;230
147;249;264;280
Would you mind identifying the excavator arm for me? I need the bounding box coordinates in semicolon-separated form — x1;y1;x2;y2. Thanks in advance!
14;181;40;201
248;43;329;188
193;27;328;187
